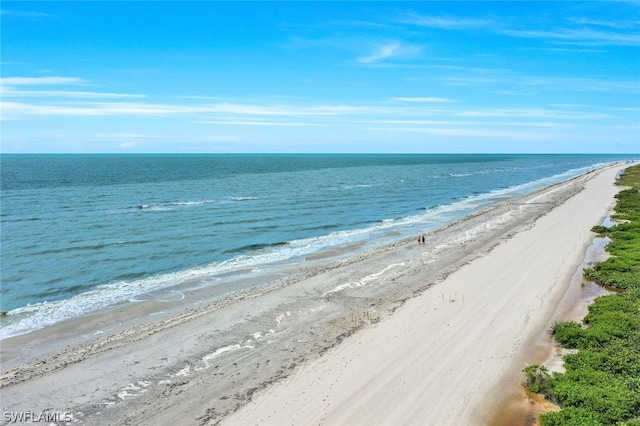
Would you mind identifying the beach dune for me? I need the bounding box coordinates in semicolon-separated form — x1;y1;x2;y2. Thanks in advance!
0;166;621;425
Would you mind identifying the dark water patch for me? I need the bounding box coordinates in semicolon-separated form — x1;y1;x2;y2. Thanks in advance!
298;223;342;233
209;217;282;227
20;283;91;304
32;241;139;256
224;241;288;254
247;225;280;232
42;283;89;297
2;217;43;223
111;272;149;282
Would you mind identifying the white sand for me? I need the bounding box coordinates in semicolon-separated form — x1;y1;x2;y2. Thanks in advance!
224;166;621;426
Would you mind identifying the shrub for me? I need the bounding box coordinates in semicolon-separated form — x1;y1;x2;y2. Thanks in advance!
591;225;609;235
539;406;603;426
552;321;583;349
551;369;640;424
523;365;553;397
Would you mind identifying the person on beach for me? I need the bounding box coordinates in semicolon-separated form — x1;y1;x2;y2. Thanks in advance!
422;235;425;244
418;236;421;245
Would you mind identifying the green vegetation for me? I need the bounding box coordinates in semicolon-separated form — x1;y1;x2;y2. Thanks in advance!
524;164;640;426
584;165;640;290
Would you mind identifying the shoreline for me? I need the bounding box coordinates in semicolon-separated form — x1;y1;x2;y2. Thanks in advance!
0;167;592;368
0;165;624;425
0;161;614;341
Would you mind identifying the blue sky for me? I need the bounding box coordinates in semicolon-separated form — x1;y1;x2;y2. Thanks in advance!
1;2;639;153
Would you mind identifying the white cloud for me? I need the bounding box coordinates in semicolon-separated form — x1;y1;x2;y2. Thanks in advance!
391;97;457;103
365;119;564;128
443;74;640;94
358;42;401;64
356;42;423;64
0;100;386;120
366;126;547;140
2;89;146;99
398;13;492;30
0;76;146;100
93;133;160;140
500;27;640;46
1;101;103;117
455;108;611;120
0;10;53;18
567;17;640;30
197;120;321;127
0;76;86;86
395;11;640;46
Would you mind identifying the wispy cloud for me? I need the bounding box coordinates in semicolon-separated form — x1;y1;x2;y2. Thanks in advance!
365;119;564;128
0;76;144;99
366;126;548;140
2;71;631;155
391;97;457;103
1;94;620;129
568;17;640;30
0;9;53;19
357;42;401;64
500;27;640;46
0;100;386;119
443;73;640;94
394;10;640;46
1;76;86;86
0;76;147;100
93;132;161;140
197;120;321;127
523;46;605;54
357;42;422;64
3;89;146;99
397;12;492;30
455;108;611;121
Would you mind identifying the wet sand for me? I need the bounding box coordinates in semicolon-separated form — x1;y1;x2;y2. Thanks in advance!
0;165;623;425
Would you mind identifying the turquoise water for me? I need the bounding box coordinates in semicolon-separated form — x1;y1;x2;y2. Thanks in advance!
0;154;635;337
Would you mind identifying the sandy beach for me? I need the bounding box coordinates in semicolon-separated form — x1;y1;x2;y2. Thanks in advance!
0;165;623;425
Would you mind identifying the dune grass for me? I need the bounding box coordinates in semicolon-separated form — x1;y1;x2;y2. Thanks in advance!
524;164;640;426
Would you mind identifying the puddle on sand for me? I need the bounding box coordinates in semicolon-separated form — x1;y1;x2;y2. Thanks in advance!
487;224;615;425
490;388;560;426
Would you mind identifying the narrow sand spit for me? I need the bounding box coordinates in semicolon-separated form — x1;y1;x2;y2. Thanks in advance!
0;165;621;425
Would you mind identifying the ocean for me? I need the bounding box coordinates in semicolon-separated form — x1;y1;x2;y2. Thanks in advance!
0;154;635;338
